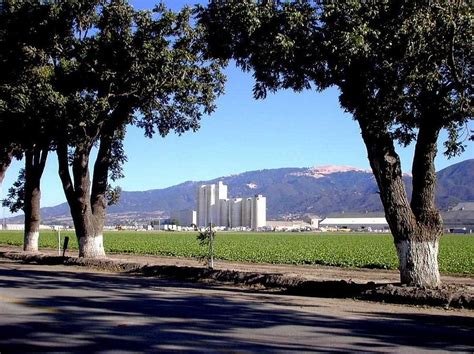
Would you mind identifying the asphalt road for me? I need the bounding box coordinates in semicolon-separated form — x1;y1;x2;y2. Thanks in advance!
0;259;472;353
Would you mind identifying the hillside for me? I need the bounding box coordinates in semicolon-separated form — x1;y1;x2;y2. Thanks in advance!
7;159;474;225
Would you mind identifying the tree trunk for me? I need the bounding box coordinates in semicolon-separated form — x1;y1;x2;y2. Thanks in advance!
359;120;442;288
22;148;48;252
56;105;130;258
398;119;443;287
395;238;440;287
72;202;106;258
57;143;105;258
0;153;11;231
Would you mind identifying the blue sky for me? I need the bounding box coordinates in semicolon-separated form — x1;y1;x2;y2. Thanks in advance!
1;1;473;216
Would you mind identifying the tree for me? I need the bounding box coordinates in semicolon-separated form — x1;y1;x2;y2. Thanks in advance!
198;1;473;287
197;223;216;269
1;78;63;251
54;1;225;258
0;0;69;251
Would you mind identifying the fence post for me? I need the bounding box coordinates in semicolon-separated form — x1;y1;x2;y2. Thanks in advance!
62;236;69;257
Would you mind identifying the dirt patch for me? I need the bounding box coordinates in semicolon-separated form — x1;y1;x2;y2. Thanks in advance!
361;283;473;309
0;247;472;310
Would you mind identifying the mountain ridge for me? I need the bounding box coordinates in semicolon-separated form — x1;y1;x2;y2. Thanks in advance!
6;159;474;225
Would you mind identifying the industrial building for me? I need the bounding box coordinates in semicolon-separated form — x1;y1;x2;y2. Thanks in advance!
0;224;58;231
319;205;474;233
196;181;266;229
170;210;197;227
441;202;474;233
319;213;389;232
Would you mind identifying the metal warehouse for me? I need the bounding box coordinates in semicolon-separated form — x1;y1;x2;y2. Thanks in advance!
320;214;389;231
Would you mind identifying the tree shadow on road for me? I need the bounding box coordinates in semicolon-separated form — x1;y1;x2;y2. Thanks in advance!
0;263;472;352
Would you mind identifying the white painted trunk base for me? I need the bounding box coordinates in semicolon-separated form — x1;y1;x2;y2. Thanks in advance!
79;234;106;258
396;240;440;287
23;231;39;252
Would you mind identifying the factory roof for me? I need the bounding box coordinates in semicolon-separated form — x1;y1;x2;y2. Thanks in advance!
320;217;388;225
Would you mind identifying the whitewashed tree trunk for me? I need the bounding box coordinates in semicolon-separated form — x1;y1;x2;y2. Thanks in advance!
359;117;443;288
396;239;440;287
23;231;40;252
58;144;107;259
79;234;105;258
22;149;48;254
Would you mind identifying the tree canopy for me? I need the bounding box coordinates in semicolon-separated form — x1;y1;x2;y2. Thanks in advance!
200;1;472;152
0;0;69;155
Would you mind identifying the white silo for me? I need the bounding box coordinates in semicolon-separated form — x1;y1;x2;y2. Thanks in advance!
251;195;267;229
196;185;207;227
206;184;217;226
214;181;228;226
216;181;228;200
242;198;252;228
230;198;242;228
219;199;229;227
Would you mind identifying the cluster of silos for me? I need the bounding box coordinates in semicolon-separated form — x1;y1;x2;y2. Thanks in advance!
197;181;228;227
196;181;266;229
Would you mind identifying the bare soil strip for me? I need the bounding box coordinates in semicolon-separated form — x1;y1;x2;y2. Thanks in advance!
0;245;472;309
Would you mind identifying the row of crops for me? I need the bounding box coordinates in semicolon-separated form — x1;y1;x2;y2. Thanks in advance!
0;230;472;274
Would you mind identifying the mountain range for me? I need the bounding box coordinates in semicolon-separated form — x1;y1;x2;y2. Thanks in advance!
8;159;474;225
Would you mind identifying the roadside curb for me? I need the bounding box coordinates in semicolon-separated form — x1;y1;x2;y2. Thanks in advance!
1;250;472;310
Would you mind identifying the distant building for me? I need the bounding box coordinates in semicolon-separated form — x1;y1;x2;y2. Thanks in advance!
0;224;54;231
196;181;266;229
442;202;474;232
266;220;311;231
0;224;24;231
230;198;242;228
302;214;321;228
318;206;474;233
320;212;389;231
170;210;197;227
449;202;474;211
251;195;266;229
196;181;228;226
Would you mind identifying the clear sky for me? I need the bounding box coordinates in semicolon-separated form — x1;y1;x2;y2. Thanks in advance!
1;1;473;217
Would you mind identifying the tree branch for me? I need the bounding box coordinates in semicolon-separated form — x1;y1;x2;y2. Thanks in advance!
56;142;75;204
33;146;41;167
448;20;463;91
90;133;112;218
410;117;442;229
38;148;48;175
71;146;91;206
0;149;13;185
90;104;131;217
358;120;417;242
39;148;48;168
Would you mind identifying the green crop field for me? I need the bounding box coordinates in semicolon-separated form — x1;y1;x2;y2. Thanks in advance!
0;230;473;275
